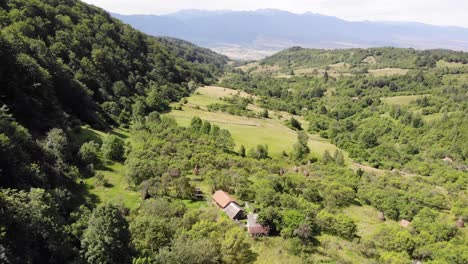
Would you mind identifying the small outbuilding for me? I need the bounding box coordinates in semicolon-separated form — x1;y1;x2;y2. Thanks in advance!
212;190;236;209
247;213;269;237
223;202;243;220
400;219;411;228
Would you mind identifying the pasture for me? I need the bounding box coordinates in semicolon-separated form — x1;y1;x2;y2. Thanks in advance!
381;95;420;106
167;86;339;158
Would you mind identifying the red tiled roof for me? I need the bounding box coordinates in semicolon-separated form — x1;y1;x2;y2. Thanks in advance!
247;213;269;235
248;225;268;235
212;190;236;208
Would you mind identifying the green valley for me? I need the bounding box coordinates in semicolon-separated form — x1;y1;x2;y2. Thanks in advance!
0;1;466;264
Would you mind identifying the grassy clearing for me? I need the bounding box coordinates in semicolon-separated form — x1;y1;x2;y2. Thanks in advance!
186;93;226;108
168;86;339;158
293;67;351;78
197;85;255;99
443;73;468;83
436;60;467;69
72;126;140;210
84;161;141;210
168;106;337;158
342;205;395;240
381;95;420;106
313;234;373;264
368;67;409;77
250;237;302;264
362;56;376;64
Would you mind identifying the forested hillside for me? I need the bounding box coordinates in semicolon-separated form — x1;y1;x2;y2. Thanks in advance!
0;1;467;264
0;0;227;133
0;0;227;262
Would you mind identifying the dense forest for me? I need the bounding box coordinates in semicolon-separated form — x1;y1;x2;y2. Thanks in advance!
0;0;467;264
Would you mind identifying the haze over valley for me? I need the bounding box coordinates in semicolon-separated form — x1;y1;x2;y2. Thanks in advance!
115;9;468;59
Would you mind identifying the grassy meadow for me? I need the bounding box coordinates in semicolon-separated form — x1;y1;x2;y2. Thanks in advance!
167;86;339;158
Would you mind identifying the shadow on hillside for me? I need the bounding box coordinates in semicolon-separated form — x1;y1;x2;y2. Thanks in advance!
110;130;128;139
74;180;101;207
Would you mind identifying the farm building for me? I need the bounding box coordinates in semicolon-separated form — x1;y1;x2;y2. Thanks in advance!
247;213;269;237
212;190;244;220
223;202;243;220
212;190;236;209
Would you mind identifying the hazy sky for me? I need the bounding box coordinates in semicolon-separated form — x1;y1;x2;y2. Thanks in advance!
82;0;468;28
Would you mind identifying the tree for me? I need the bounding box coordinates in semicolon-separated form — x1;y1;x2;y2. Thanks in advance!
101;135;124;161
190;116;203;131
201;121;211;134
156;237;220;264
333;150;345;166
81;204;132;264
322;150;332;164
112;81;129;97
44;128;68;167
239;145;246;157
323;71;329;82
292;131;310;161
221;228;256;264
287;117;302;130
79;141;99;165
0;189;72;263
248;145;269;159
130;215;174;259
216;129;235;151
316;211;357;240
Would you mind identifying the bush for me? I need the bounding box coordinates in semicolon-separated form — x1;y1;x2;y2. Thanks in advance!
79;141;100;165
101;135;125;161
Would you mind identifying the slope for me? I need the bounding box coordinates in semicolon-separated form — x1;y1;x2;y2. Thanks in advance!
0;0;227;134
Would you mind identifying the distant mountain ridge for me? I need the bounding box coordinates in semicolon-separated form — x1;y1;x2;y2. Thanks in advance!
114;9;468;59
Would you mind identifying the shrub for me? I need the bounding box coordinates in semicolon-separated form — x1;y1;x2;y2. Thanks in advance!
101;135;125;161
79;141;100;165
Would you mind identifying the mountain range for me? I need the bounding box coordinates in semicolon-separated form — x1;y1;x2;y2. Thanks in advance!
113;9;468;60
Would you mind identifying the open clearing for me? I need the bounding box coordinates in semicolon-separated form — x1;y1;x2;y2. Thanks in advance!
381;95;420;106
250;237;302;264
72;127;141;210
169;106;338;157
436;60;468;69
368;67;409;77
168;86;338;158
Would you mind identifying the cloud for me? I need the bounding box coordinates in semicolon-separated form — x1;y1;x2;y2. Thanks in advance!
82;0;468;27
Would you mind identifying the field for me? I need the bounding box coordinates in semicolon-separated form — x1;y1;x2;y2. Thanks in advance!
436;59;468;69
250;237;302;264
368;67;409;77
381;95;420;106
167;86;339;158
